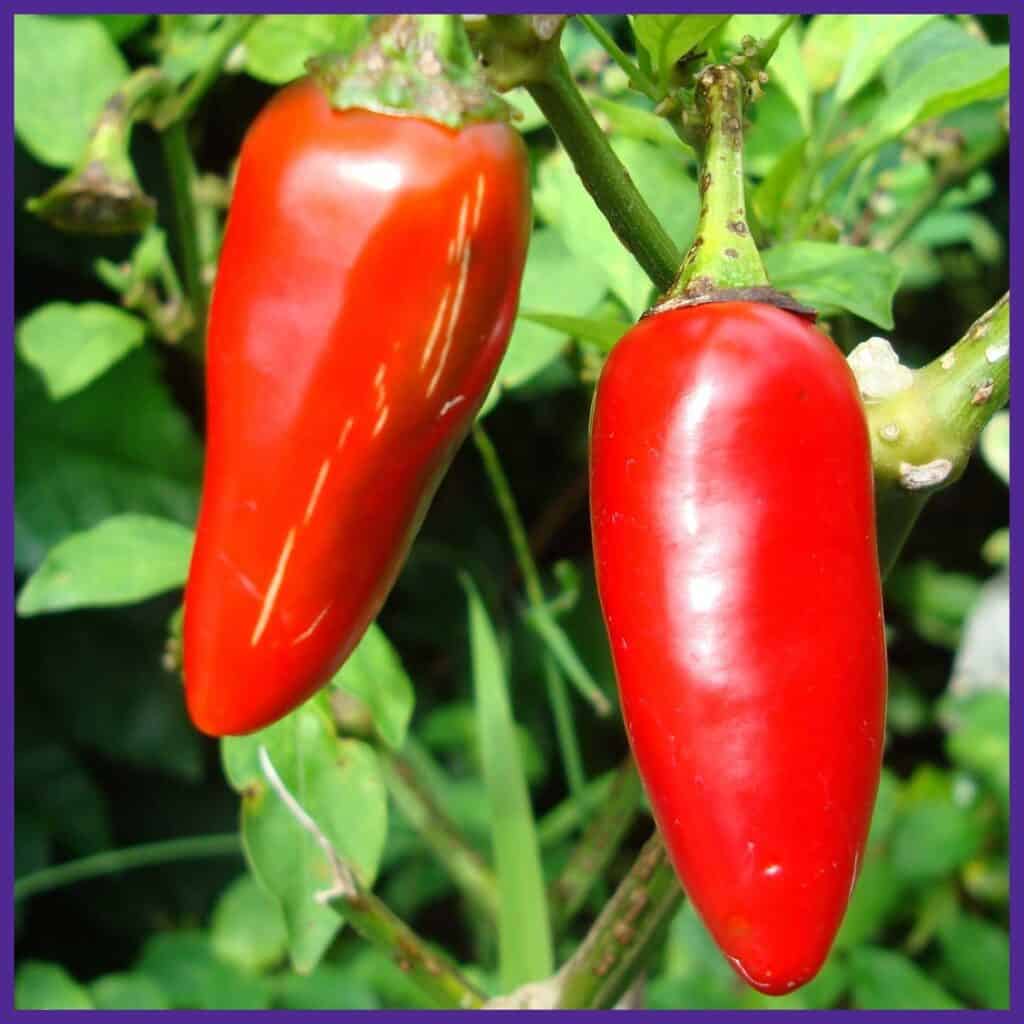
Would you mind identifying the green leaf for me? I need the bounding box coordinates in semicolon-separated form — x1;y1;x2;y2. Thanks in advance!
519;311;628;353
752;137;807;230
762;242;902;328
801;15;855;93
275;962;379;1010
17;515;194;616
89;973;170;1010
909;209;1002;264
937;912;1009;1008
495;228;608;397
16;710;112;855
14;14;129;167
848;947;962;1009
859;44;1009;155
834;15;938;103
15;348;202;572
211;874;289;974
981;528;1009;567
504;89;546;133
222;707;387;973
885;560;981;648
462;574;553;989
587;94;682;149
138;931;273;1010
535;138;695;317
419;702;546;786
883;17;987;92
649;903;744;1009
887;782;986;884
979;411;1009;485
15;962;93;1009
834;855;905;950
94;14;152;42
941;691;1009;814
244;15;370;85
16;302;146;400
19;598;203;781
329;622;415;750
631;15;731;85
159;15;236;86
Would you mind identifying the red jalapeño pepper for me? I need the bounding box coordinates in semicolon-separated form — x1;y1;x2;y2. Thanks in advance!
184;66;530;735
590;61;887;995
590;300;887;994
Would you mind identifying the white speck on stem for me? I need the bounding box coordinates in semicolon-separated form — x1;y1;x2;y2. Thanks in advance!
899;458;953;491
985;341;1009;365
847;336;914;399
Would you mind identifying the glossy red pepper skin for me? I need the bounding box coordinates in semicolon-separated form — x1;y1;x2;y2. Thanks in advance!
184;79;530;736
590;302;887;994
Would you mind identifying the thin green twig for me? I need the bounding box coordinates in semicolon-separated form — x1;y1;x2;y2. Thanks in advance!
14;834;241;902
578;15;659;99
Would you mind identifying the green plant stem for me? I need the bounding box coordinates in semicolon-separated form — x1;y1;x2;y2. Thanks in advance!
472;424;608;714
381;752;500;924
853;293;1009;577
528;55;680;291
538;771;617;847
577;14;659;99
14;834;241;902
549;756;645;933
667;64;768;300
472;424;603;823
543;653;590;815
555;831;682;1009
467;16;678;290
161;122;206;359
154;14;260;129
873;133;1008;253
259;745;485;1009
25;66;168;235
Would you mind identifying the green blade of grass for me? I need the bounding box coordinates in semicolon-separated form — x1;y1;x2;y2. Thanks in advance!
461;573;554;991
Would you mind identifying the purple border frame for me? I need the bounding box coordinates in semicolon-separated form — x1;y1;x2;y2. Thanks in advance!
3;2;1018;1021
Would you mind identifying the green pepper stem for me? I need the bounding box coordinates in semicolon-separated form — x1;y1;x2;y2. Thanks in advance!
548;756;645;934
851;293;1010;577
160;122;206;360
667;64;768;300
555;831;682;1009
